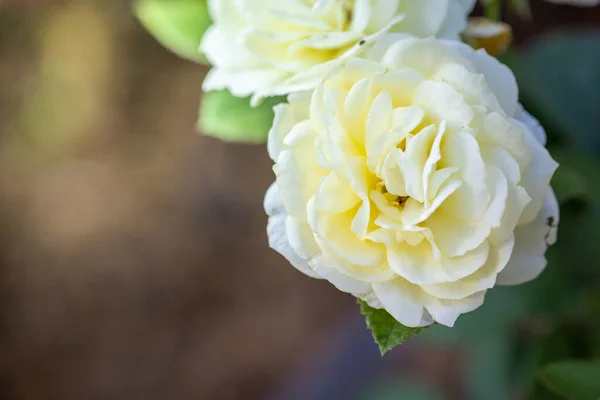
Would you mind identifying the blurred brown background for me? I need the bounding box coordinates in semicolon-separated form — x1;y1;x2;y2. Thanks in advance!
0;2;351;398
0;1;599;400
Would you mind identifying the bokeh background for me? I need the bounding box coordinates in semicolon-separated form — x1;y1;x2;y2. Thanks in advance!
0;1;599;399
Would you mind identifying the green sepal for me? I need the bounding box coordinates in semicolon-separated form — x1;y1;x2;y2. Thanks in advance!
199;90;285;143
358;299;423;355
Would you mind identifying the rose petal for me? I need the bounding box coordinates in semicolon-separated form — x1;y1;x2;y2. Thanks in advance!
421;236;514;299
373;279;434;327
388;239;490;285
497;190;559;285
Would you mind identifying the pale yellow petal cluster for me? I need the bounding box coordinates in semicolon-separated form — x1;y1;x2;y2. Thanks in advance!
265;37;559;327
201;0;476;104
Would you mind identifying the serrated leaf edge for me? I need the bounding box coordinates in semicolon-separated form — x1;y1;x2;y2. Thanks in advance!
358;300;423;356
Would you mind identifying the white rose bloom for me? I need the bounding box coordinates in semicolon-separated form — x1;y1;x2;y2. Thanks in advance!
201;0;477;104
264;36;559;328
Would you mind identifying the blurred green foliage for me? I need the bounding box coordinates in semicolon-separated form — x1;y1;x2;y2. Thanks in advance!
539;361;600;400
510;31;600;154
415;30;600;400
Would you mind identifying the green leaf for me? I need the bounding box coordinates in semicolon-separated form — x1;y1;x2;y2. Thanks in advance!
358;300;422;355
199;90;285;143
539;361;600;400
135;0;211;63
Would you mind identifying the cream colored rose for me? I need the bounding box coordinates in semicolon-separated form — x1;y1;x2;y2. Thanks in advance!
264;36;559;327
201;0;476;104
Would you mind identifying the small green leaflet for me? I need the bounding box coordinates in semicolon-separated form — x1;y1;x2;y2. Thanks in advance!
134;0;211;63
199;90;286;143
538;361;600;400
358;300;423;355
